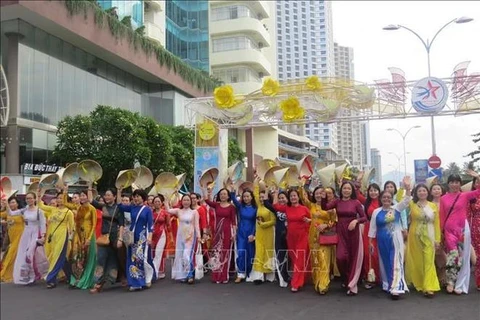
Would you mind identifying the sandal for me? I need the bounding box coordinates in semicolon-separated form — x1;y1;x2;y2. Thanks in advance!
346;290;357;296
46;283;56;289
90;284;103;294
454;289;462;295
424;291;434;298
390;294;400;300
446;285;454;294
187;278;194;285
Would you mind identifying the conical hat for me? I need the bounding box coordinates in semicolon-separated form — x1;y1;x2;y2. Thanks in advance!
361;168;376;193
175;173;187;189
285;167;300;187
273;167;290;187
461;181;473;192
78;160;103;183
133;166;153;189
425;175;438;189
335;163;348;182
27;182;39;194
295;155;315;179
227;161;244;184
256;159;277;180
199;168;219;188
62;162;80;185
148;186;158;196
263;166;283;187
0;177;17;200
115;169;138;189
238;181;254;194
317;164;336;188
155;172;178;198
39;173;59;189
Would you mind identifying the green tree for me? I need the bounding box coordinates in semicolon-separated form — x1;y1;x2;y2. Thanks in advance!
228;137;245;166
54;106;152;190
465;132;480;167
442;162;462;183
170;126;195;189
139;116;174;174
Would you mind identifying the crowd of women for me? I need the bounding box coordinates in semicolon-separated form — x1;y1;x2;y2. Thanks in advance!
1;168;479;300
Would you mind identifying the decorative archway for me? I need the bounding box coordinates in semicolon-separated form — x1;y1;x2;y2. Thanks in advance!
185;63;480;190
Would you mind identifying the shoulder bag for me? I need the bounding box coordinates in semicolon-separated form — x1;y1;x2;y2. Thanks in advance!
123;206;145;247
318;209;338;246
97;205;118;247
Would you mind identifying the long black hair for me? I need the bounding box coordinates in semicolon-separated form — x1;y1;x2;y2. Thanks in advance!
340;181;357;200
364;183;381;213
310;186;324;204
383;180;398;195
412;184;429;203
240;189;257;208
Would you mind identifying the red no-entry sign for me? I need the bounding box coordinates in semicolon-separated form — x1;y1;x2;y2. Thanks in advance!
428;155;442;169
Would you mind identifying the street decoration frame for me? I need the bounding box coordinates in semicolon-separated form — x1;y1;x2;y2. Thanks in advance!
184;64;480;129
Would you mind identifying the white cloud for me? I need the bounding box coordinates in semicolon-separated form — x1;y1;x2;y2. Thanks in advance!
332;1;480;175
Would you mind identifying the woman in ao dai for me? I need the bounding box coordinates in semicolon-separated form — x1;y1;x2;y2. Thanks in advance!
166;194;201;284
369;177;411;300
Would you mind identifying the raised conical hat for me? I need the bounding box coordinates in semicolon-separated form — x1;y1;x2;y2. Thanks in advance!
238;181;254;195
78;160;103;183
0;177;17;200
361;168;376;193
175;173;187;188
461;181;473;192
199;168;219;188
256;159;277;180
295;155;315;178
27;182;39;194
263;166;283;187
425;175;438;189
317;164;336;188
115;169;138;189
335;163;348;182
227;161;244;184
155;172;177;198
62;162;80;185
133;166;153;189
39;173;59;189
148;186;158;196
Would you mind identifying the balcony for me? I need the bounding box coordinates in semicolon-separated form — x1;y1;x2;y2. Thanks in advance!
210;17;271;46
212;1;270;19
144;0;163;12
211;49;271;75
277;157;298;166
278;142;318;158
144;21;165;45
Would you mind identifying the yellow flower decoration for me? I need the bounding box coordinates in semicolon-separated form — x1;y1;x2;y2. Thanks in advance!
305;75;322;90
262;78;280;96
214;85;236;109
279;96;305;122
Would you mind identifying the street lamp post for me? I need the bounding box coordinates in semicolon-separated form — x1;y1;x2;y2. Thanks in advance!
383;17;474;156
387;126;420;176
388;153;402;182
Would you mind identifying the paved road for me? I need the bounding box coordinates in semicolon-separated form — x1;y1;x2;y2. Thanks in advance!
1;274;479;320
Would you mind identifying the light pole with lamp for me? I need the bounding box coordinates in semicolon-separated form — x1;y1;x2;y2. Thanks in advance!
383;16;474;156
387;126;421;176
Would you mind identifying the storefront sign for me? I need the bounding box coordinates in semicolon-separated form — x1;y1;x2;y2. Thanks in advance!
22;163;62;175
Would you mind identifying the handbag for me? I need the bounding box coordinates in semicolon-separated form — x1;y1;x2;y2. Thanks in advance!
318;229;338;245
436;194;461;274
123;206;144;247
97;206;117;247
194;242;204;280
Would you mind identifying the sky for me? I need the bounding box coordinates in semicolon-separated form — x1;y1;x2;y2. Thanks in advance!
331;1;480;178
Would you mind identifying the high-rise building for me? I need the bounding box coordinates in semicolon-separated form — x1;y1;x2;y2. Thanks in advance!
334;42;368;168
276;0;337;152
208;1;281;161
144;1;166;47
370;148;383;185
166;0;209;71
0;1;214;184
210;1;276;95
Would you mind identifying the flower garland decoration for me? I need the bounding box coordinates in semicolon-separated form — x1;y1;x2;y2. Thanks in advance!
279;96;305;122
214;85;238;109
305;75;322;91
262;78;280;96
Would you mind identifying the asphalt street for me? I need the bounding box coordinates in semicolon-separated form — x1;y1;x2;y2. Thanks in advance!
1;271;479;320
